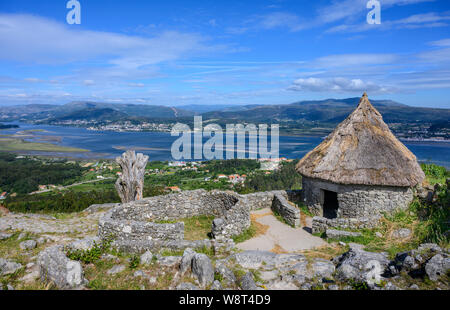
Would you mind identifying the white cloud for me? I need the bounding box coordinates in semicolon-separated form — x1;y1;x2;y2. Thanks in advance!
259;12;304;32
429;38;450;47
0;13;214;68
317;0;435;25
314;54;398;68
288;77;395;93
83;80;95;86
326;12;450;33
225;12;304;34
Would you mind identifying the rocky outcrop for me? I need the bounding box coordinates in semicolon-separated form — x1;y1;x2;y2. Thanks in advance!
115;151;149;203
191;253;214;288
0;258;22;276
393;243;450;282
333;247;390;282
19;240;37;250
37;245;86;289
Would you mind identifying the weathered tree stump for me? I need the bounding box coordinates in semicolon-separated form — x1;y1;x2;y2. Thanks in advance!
115;150;149;203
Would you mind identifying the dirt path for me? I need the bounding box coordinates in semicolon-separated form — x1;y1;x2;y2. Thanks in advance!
237;208;326;253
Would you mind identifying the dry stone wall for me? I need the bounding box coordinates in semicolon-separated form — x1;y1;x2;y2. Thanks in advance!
98;189;300;253
271;194;301;227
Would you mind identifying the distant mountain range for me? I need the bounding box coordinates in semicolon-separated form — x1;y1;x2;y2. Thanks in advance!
0;98;449;126
201;97;450;124
0;101;194;123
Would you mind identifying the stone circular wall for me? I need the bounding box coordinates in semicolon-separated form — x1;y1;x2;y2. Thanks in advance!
98;189;251;253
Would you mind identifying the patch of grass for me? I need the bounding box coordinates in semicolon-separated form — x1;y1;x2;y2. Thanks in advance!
297;202;314;217
196;245;215;256
155;215;215;241
348;279;369;290
129;255;140;269
232;221;260;244
160;249;184;257
66;238;113;264
182;215;215;241
301;244;349;261
421;163;449;185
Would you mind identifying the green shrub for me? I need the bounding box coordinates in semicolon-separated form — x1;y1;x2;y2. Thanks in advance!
66;238;113;264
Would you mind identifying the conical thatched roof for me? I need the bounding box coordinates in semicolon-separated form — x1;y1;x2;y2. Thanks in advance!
296;93;425;187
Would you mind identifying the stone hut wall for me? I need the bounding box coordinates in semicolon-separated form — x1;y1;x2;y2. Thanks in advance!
302;177;414;219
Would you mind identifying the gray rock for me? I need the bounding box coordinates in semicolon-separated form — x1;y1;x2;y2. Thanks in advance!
211;280;223;290
0;258;22;276
418;243;442;253
288;259;309;278
403;255;419;271
259;270;280;282
300;283;312;290
311;258;335;279
425;254;450;282
158;256;182;268
282;274;306;286
375;232;383;238
240;272;259;290
234;251;277;269
328;284;339;290
176;282;200;290
37;245;86;289
409;284;419;290
392;228;411;239
18;232;27;240
0;233;12;240
6;284;14;291
233;251;305;269
192;253;214;287
180;248;196;274
335;264;359;282
384;282;398;290
348;243;365;251
107;265;126;275
140;250;153;265
20;240;37;250
326;229;362;239
266;279;298;290
133;270;146;278
215;260;236;286
334;248;390;282
67;236;100;251
36;237;46;245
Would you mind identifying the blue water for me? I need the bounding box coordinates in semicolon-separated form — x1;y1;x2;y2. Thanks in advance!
1;123;449;168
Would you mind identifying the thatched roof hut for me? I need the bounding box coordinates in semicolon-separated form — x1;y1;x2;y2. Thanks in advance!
296;93;425;187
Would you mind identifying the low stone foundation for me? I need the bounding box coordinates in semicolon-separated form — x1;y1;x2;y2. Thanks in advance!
98;189;301;253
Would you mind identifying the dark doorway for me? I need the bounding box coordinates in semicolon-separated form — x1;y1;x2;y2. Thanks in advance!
323;190;339;219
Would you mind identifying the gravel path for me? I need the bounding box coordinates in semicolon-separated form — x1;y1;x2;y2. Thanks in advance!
237;208;326;253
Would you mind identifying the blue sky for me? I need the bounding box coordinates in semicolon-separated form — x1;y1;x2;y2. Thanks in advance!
0;0;449;108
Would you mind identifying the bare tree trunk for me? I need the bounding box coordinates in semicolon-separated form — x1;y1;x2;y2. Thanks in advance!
115;151;149;203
